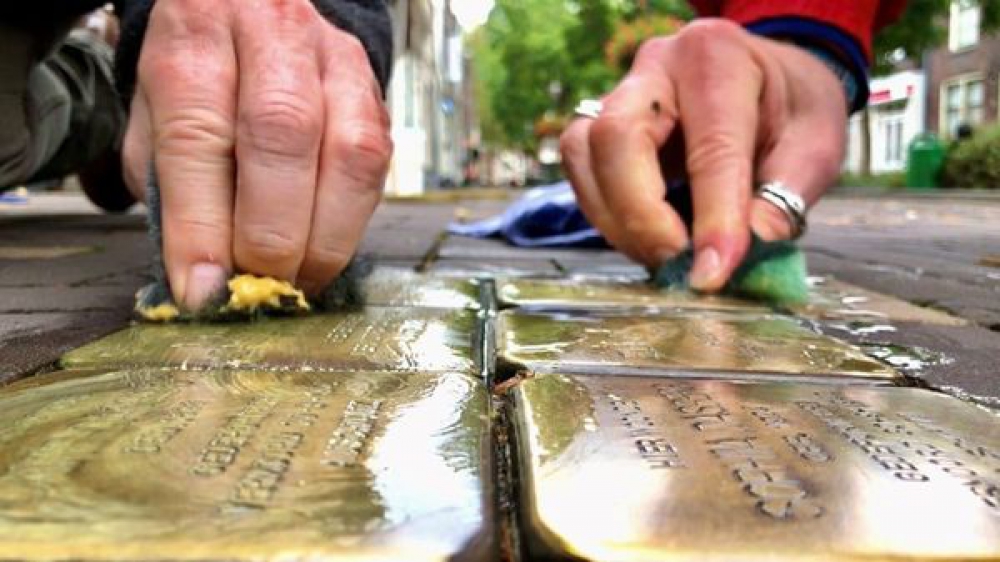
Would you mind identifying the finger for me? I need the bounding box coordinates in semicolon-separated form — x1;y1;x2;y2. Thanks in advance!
752;43;847;241
122;88;152;202
142;4;238;310
232;3;325;281
589;47;689;266
674;20;761;292
559;116;623;253
296;31;392;295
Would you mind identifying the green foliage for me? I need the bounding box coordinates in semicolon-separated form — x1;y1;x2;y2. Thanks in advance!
472;0;690;149
942;124;1000;188
874;0;1000;75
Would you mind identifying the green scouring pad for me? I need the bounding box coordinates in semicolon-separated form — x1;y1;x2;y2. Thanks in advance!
652;234;809;305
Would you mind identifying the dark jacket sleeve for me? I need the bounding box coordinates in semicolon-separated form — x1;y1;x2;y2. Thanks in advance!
112;0;393;102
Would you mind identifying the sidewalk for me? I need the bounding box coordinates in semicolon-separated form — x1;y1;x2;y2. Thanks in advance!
0;191;997;560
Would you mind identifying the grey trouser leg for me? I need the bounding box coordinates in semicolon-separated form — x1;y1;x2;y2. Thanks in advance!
0;21;125;191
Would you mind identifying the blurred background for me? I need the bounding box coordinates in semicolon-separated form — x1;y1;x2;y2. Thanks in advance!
380;0;1000;195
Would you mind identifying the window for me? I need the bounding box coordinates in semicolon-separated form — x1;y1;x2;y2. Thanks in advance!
882;115;905;166
940;76;985;139
949;0;981;51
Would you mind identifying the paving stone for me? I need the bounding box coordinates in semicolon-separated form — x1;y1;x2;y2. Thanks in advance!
806;252;1000;329
823;321;1000;403
0;312;130;383
62;308;480;374
796;277;968;327
507;374;1000;561
496;278;769;313
0;368;494;561
362;268;481;309
496;310;897;381
0;285;135;313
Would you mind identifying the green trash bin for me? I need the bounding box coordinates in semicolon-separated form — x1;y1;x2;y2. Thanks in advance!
906;133;945;189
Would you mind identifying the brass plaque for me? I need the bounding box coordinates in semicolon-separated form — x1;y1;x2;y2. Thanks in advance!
0;368;493;561
63;308;478;374
363;268;481;310
497;278;769;313
800;278;967;327
496;310;896;380
510;375;1000;561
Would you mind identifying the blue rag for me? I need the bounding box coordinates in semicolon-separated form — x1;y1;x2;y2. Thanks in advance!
448;182;607;248
449;180;694;248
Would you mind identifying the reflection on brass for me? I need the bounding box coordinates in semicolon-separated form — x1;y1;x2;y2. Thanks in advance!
0;368;492;560
64;308;477;374
497;279;770;313
363;268;481;309
800;278;966;327
497;310;896;379
510;375;1000;561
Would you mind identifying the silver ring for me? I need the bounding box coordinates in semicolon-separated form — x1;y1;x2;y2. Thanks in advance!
574;99;603;119
757;181;808;239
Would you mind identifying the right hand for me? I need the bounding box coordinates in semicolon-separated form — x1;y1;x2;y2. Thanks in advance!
122;0;392;310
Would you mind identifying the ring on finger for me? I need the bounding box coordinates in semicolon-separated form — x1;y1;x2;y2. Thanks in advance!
574;99;603;119
756;181;808;240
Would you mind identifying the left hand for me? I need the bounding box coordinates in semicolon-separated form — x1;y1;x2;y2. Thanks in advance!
560;19;847;292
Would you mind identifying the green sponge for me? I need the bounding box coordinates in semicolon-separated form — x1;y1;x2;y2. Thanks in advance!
652;235;809;305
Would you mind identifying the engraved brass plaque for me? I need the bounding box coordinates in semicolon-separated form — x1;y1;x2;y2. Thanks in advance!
497;279;769;312
63;308;477;373
510;375;1000;561
496;310;896;380
363;268;481;310
0;368;492;560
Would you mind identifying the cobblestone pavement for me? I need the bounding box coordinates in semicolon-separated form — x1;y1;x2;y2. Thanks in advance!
0;191;997;560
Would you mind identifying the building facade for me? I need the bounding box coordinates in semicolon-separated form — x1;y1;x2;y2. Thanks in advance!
924;1;1000;140
383;0;477;196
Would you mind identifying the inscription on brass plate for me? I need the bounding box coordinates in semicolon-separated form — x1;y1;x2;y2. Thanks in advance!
497;279;769;313
496;310;897;379
363;268;481;310
510;375;1000;561
63;308;477;373
0;368;491;560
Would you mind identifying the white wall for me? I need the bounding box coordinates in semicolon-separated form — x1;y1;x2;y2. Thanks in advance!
844;71;927;174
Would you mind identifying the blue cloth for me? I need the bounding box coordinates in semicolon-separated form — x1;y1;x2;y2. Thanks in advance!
448;182;608;248
746;17;869;113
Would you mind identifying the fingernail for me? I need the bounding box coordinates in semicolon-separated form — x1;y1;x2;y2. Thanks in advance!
688;246;721;290
184;262;228;311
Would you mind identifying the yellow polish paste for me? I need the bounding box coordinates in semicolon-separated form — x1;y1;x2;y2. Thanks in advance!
224;274;310;313
137;302;181;322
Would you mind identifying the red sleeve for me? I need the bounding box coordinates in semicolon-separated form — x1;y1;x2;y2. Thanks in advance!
688;0;909;60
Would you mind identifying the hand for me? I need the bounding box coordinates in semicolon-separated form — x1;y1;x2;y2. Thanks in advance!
560;19;846;292
122;0;392;309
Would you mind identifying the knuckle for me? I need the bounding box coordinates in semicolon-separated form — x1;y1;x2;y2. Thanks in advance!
240;227;302;265
588;115;633;153
263;0;316;25
155;110;233;155
305;243;352;273
633;36;673;65
330;124;393;185
336;32;369;62
678;18;744;52
240;94;322;160
685;131;747;177
559;124;589;163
